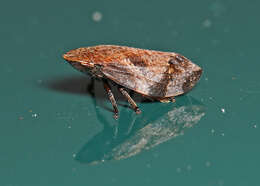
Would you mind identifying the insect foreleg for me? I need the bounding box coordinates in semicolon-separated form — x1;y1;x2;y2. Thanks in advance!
118;87;141;114
102;79;119;119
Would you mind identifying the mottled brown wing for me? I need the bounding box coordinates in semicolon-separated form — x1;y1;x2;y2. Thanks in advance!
100;60;186;98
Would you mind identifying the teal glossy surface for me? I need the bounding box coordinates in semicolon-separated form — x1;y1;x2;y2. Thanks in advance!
1;0;260;185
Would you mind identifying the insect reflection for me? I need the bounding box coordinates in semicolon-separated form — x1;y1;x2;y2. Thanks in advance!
74;80;206;164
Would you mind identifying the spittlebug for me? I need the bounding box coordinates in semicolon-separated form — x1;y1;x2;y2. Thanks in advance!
63;45;202;119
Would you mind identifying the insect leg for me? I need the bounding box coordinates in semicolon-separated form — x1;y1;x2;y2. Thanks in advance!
118;87;141;114
158;97;175;103
102;79;119;119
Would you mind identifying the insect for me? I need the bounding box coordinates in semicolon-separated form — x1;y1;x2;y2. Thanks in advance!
63;45;202;119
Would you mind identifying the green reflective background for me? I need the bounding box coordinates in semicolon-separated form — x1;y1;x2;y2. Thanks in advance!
1;0;260;185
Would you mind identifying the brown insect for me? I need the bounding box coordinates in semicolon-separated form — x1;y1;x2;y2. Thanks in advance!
63;45;202;119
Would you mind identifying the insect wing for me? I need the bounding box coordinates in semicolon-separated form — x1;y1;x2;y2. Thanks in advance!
101;59;184;98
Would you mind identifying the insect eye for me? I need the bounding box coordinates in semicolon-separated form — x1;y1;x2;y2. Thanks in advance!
168;58;178;65
175;55;185;63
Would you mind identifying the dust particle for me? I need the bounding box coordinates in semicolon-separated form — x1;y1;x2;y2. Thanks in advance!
187;165;192;171
37;79;43;84
218;180;224;186
209;1;226;17
111;178;117;183
32;113;38;118
152;153;159;158
92;11;102;22
146;163;151;168
221;108;225;113
206;161;211;167
202;19;212;28
19;116;24;120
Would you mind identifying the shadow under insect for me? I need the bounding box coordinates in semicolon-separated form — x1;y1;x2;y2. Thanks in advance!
75;95;206;165
45;75;101;97
45;74;153;112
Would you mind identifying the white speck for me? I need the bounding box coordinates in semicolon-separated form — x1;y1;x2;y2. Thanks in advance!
211;129;215;134
146;163;151;168
202;19;212;28
210;1;226;17
221;133;225;136
19;116;24;120
187;165;192;171
111;178;117;182
224;27;230;33
206;161;211;167
37;79;43;84
195;47;201;53
101;159;105;162
218;180;224;186
212;39;220;45
176;167;181;173
5;67;13;73
221;108;225;113
92;11;102;22
253;124;257;128
171;30;179;37
68;125;71;129
205;77;208;81
153;153;159;158
72;153;76;158
32;113;38;118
